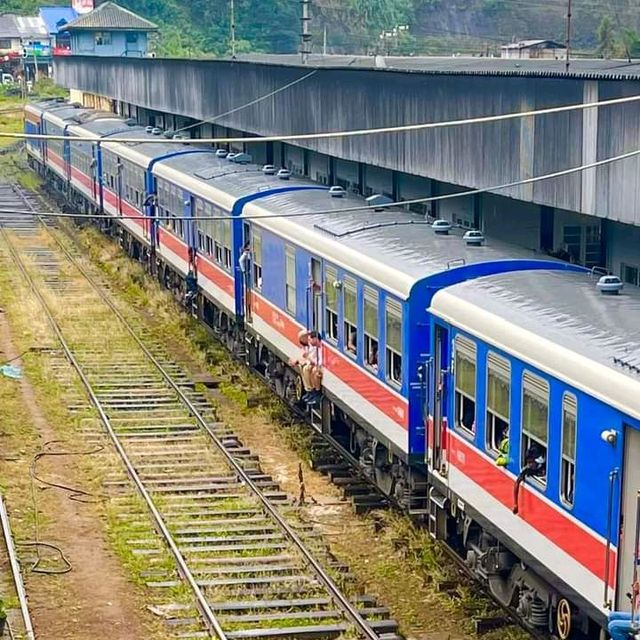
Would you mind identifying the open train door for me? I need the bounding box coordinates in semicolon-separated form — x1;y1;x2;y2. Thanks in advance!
617;425;640;612
428;324;449;475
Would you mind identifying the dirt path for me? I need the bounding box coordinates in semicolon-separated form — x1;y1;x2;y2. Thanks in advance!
0;310;148;640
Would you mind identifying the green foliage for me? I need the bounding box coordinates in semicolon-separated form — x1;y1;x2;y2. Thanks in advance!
621;29;640;58
597;16;616;58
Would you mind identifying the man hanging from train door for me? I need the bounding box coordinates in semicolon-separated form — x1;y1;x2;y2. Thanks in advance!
607;580;639;640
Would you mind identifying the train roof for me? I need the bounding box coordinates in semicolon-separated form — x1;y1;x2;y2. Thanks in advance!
29;101;561;298
431;269;640;420
159;151;552;297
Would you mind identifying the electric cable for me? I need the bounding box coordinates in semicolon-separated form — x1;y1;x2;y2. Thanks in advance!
174;69;319;134
5;92;640;145
0;145;638;222
17;440;107;575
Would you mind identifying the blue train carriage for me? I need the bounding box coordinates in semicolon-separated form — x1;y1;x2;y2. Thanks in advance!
427;267;640;636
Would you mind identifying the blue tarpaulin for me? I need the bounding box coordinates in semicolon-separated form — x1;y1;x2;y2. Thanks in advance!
0;364;22;379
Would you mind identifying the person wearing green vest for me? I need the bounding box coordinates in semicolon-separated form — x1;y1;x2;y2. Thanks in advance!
496;427;509;467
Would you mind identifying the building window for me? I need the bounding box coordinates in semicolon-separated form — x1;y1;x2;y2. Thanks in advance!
385;299;402;387
364;287;378;371
252;227;262;290
0;39;12;50
621;262;639;287
343;277;357;356
126;32;138;44
324;266;338;342
560;393;577;506
521;372;549;484
285;246;296;315
95;32;112;46
454;335;476;435
486;352;510;453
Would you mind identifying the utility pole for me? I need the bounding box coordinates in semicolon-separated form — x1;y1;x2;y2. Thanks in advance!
565;0;572;72
230;0;236;59
300;0;311;64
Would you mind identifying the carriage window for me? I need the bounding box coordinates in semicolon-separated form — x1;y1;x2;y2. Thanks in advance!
521;371;549;484
252;227;262;290
385;300;402;386
223;219;232;270
560;393;577;506
197;231;204;252
324;266;338;342
285;246;296;315
486;352;510;454
454;335;477;435
214;219;224;265
343;277;357;357
205;235;213;256
364;287;379;372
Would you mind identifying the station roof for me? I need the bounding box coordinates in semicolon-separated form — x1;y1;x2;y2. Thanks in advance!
61;2;157;32
234;53;640;81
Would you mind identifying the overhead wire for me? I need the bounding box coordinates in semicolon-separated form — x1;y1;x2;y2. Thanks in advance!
2;146;638;222
5;93;640;145
173;69;319;134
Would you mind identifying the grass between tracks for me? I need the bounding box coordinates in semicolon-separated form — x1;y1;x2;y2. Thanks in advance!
54;217;528;640
0;228;188;639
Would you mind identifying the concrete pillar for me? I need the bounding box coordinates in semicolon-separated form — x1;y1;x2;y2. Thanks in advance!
581;81;599;216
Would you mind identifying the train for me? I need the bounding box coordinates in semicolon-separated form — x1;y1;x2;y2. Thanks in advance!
24;98;640;639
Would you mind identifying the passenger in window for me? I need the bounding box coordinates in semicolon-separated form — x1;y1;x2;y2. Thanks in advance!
368;345;379;372
461;403;475;432
495;425;509;467
347;329;357;355
512;445;546;514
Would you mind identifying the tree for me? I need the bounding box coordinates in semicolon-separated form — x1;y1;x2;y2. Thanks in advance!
621;29;640;58
596;16;615;59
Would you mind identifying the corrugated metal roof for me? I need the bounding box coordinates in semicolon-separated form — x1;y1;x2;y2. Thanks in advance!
62;2;157;32
440;269;640;384
235;53;640;81
39;7;79;35
15;16;48;38
0;14;20;39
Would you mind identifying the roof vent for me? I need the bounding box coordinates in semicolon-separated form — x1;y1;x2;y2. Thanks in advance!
215;149;228;158
151;127;162;135
329;186;346;198
277;169;291;180
262;164;277;175
597;275;623;295
145;125;154;133
366;194;393;211
232;153;252;164
432;219;452;235
463;229;485;246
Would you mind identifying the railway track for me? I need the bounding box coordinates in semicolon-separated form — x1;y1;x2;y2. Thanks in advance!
0;182;400;640
0;496;35;640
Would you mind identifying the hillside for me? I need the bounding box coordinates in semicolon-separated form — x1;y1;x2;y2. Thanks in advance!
2;0;639;57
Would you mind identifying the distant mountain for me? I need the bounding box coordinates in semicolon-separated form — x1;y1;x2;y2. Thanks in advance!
412;0;640;51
